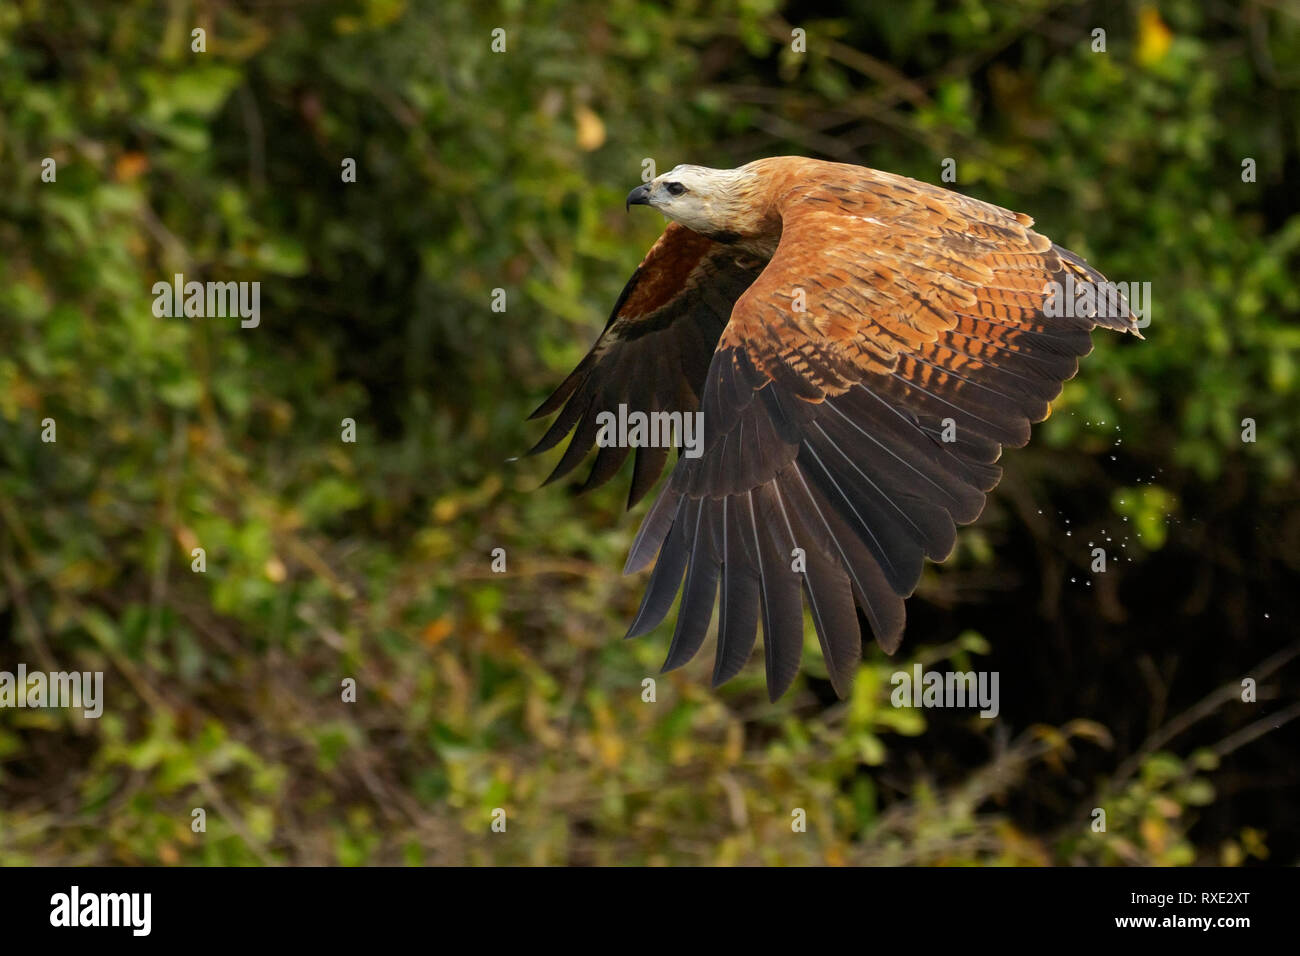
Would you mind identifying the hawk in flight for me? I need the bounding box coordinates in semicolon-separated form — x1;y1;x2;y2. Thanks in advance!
530;157;1141;700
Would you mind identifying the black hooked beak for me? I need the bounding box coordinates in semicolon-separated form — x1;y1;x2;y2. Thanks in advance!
625;183;652;211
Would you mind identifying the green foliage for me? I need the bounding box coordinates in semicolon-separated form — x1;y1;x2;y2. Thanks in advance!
0;0;1295;864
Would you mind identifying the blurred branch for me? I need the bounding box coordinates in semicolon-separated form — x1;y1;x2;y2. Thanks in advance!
1110;639;1300;786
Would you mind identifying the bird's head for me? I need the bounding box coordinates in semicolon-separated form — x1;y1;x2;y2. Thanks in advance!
626;164;768;243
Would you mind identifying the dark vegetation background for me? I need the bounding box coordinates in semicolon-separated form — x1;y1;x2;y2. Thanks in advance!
1;0;1297;865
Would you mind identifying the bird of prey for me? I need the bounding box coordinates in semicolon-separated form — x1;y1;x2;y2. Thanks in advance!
530;156;1141;701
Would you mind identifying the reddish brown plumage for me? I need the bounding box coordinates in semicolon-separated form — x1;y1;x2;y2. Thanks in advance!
531;157;1142;700
617;226;718;317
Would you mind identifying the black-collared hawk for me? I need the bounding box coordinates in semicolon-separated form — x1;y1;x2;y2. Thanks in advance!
530;157;1142;701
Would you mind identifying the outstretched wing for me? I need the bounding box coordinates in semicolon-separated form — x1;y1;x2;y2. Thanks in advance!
529;222;767;506
624;166;1141;700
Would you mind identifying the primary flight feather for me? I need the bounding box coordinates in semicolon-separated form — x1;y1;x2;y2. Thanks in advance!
530;156;1141;701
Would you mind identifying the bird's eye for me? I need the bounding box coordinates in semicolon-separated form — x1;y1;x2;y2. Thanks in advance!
665;182;687;196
